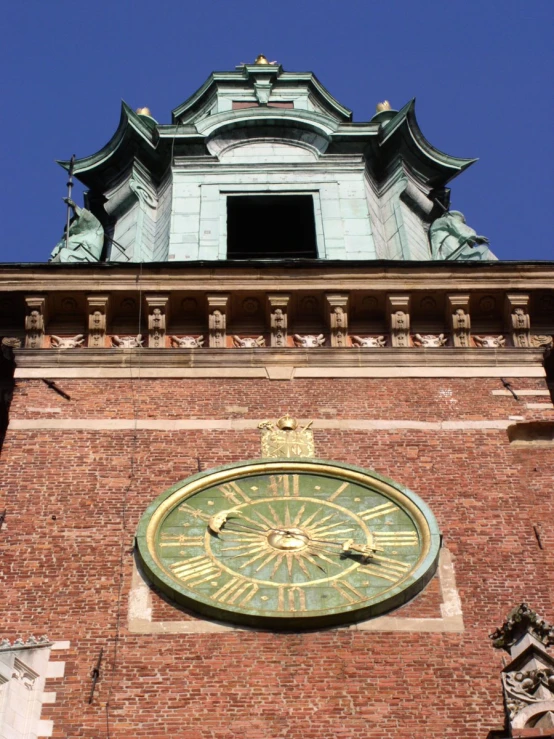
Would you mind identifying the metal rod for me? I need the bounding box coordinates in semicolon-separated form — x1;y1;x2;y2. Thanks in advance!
88;648;103;704
65;155;76;251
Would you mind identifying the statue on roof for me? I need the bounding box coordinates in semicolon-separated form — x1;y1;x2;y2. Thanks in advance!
49;198;104;263
429;210;490;261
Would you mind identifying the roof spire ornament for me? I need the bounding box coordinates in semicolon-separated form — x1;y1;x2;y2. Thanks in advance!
135;107;152;116
376;100;392;113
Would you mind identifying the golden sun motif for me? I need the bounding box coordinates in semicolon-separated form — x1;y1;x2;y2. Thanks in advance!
209;501;377;581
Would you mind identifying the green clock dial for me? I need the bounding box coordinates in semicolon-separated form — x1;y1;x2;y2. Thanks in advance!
136;459;441;628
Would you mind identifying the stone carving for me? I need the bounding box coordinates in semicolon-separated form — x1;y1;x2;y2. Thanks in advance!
413;333;447;347
146;296;169;348
271;308;287;347
451;307;471;347
474;335;505;348
491;604;554;732
242;298;260;315
490;604;554;651
50;334;85;349
429;210;490;261
293;334;325;347
0;635;51;652
13;658;38;689
208;296;229;348
268;295;290;348
326;295;349;347
351;335;386;348
24;296;46;349
1;337;22;349
258;415;315;458
233;336;265;348
531;335;554;348
49;198;104;263
510;308;531;347
87;295;109;348
391;311;410;347
112;335;143;348
170;335;204;348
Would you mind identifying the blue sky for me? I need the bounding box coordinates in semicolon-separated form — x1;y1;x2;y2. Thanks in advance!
1;0;552;262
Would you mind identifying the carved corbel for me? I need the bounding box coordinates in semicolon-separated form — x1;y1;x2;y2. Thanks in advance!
145;295;169;348
386;295;410;347
325;294;349;348
24;296;47;349
505;294;531;347
207;295;229;348
87;295;109;348
267;294;290;348
447;295;471;347
490;604;554;734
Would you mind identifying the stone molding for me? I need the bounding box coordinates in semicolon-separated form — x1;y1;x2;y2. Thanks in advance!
127;547;463;634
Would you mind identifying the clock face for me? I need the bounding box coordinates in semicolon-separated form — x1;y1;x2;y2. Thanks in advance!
136;459;440;628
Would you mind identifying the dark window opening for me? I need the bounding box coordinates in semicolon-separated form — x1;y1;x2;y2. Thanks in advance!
227;195;318;259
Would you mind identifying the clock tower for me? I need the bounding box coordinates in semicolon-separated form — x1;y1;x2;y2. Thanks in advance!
0;58;553;739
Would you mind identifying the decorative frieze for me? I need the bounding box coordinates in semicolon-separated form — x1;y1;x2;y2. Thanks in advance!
413;334;447;348
87;295;109;348
146;294;169;348
51;334;85;349
474;336;506;348
505;294;531;347
351;336;386;347
386;295;410;347
447;294;471;347
207;295;229;348
170;335;204;348
233;336;265;347
293;334;325;347
325;293;349;348
267;294;290;348
24;295;47;349
112;335;143;348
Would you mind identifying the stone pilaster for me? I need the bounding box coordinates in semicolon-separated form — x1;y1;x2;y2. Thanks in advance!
386;294;410;347
146;294;169;348
325;294;349;347
505;294;531;347
87;295;109;348
24;295;47;349
207;295;229;348
447;294;471;347
267;294;290;348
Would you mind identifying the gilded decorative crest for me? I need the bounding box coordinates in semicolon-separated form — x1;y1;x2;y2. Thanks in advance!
258;415;315;458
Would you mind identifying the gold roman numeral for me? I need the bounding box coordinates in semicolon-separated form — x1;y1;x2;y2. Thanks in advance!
361;554;411;582
277;585;307;612
212;578;259;606
218;482;251;505
328;482;349;502
373;531;418;547
160;534;204;548
268;474;300;497
331;580;365;604
358;501;398;522
169;556;220;587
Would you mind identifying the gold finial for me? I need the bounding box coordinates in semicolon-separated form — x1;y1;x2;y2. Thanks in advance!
376;100;392;113
254;54;270;65
136;106;152;116
277;414;298;431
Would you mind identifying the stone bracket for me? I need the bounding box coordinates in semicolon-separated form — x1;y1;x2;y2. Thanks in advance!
447;294;471;347
267;294;290;347
505;293;531;347
24;295;47;349
386;294;411;347
145;294;169;348
207;294;229;348
86;294;109;348
325;293;349;347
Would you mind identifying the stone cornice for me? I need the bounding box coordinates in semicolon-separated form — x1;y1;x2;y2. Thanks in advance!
1;261;553;292
13;347;545;370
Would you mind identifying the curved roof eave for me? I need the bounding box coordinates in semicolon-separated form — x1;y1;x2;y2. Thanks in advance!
57;102;159;176
380;99;477;178
196;107;340;139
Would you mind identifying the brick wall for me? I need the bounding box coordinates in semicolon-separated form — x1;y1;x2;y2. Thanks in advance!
1;376;553;738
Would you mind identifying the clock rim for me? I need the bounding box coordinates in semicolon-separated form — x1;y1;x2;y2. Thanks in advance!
136;458;441;630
